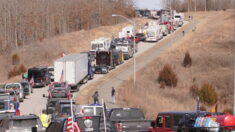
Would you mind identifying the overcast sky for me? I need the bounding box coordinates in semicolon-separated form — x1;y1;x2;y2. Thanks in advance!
135;0;163;10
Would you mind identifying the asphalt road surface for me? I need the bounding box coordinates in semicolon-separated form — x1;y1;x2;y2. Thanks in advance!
21;21;193;116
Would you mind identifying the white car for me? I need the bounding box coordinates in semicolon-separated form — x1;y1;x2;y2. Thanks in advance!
5;83;25;102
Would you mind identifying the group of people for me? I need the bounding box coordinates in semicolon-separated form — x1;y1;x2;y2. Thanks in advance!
92;87;116;104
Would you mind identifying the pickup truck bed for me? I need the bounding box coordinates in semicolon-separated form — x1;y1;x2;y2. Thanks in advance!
109;108;153;132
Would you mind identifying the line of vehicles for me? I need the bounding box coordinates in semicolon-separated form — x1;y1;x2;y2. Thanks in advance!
1;9;226;132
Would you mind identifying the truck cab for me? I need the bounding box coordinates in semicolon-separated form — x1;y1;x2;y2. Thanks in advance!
149;111;208;132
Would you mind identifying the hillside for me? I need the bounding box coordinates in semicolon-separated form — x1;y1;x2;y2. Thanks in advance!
117;10;235;118
0;18;148;83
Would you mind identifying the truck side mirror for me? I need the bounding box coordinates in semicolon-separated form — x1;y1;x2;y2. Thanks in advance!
150;121;156;128
42;94;45;98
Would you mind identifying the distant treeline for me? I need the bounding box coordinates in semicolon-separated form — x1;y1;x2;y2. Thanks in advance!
163;0;235;12
0;0;135;53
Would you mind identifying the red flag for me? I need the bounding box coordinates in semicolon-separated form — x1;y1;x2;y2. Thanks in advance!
60;70;64;82
30;77;34;87
66;117;82;132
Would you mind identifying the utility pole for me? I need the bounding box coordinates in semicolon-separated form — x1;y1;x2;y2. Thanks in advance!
233;19;235;116
205;0;207;12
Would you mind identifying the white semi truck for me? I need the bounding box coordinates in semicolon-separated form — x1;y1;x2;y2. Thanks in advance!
54;53;93;91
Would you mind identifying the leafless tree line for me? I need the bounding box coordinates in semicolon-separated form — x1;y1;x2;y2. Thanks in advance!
0;0;135;53
163;0;235;12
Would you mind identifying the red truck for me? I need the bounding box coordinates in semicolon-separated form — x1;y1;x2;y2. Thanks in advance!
148;111;235;132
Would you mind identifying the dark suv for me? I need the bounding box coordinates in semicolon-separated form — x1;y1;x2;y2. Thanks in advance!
28;67;51;88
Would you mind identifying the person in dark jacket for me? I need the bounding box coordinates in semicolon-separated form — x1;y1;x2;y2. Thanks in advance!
111;87;116;104
92;91;99;104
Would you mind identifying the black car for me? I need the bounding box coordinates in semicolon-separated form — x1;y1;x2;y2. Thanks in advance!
28;67;51;88
136;33;146;41
0;115;45;132
95;65;109;74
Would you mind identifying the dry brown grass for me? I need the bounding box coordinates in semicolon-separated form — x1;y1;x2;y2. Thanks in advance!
118;10;235;119
0;18;149;83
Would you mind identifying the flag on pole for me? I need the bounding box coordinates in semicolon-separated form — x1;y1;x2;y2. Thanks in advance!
60;70;64;82
15;102;20;116
29;76;34;87
102;99;107;132
66;117;82;132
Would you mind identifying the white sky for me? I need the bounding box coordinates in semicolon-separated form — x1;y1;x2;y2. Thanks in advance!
135;0;163;10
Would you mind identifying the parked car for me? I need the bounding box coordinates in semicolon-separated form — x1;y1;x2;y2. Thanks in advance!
20;80;33;96
0;115;45;132
95;65;109;74
136;33;146;41
5;83;25;102
108;108;153;132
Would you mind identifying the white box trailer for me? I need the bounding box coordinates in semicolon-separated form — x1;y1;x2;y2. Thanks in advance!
54;53;88;90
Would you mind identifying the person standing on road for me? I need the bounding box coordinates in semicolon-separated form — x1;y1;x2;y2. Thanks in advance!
92;91;99;104
40;110;50;128
111;87;116;104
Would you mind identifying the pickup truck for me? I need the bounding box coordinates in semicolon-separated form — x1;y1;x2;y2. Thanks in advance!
108;108;152;132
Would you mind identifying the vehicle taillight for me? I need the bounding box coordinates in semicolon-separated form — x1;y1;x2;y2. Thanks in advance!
82;116;93;120
117;123;123;131
13;97;17;102
59;114;66;117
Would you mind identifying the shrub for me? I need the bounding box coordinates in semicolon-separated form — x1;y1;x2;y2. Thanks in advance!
158;64;178;87
198;83;218;106
8;64;27;79
200;105;207;111
182;51;192;67
223;108;233;114
19;64;27;73
189;84;200;99
12;54;20;65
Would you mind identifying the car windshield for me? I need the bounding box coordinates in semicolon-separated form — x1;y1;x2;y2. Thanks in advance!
21;83;29;90
12;119;38;128
62;107;71;115
48;100;57;107
175;16;181;18
6;84;20;90
53;83;65;87
110;109;144;120
28;71;42;78
51;89;67;98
